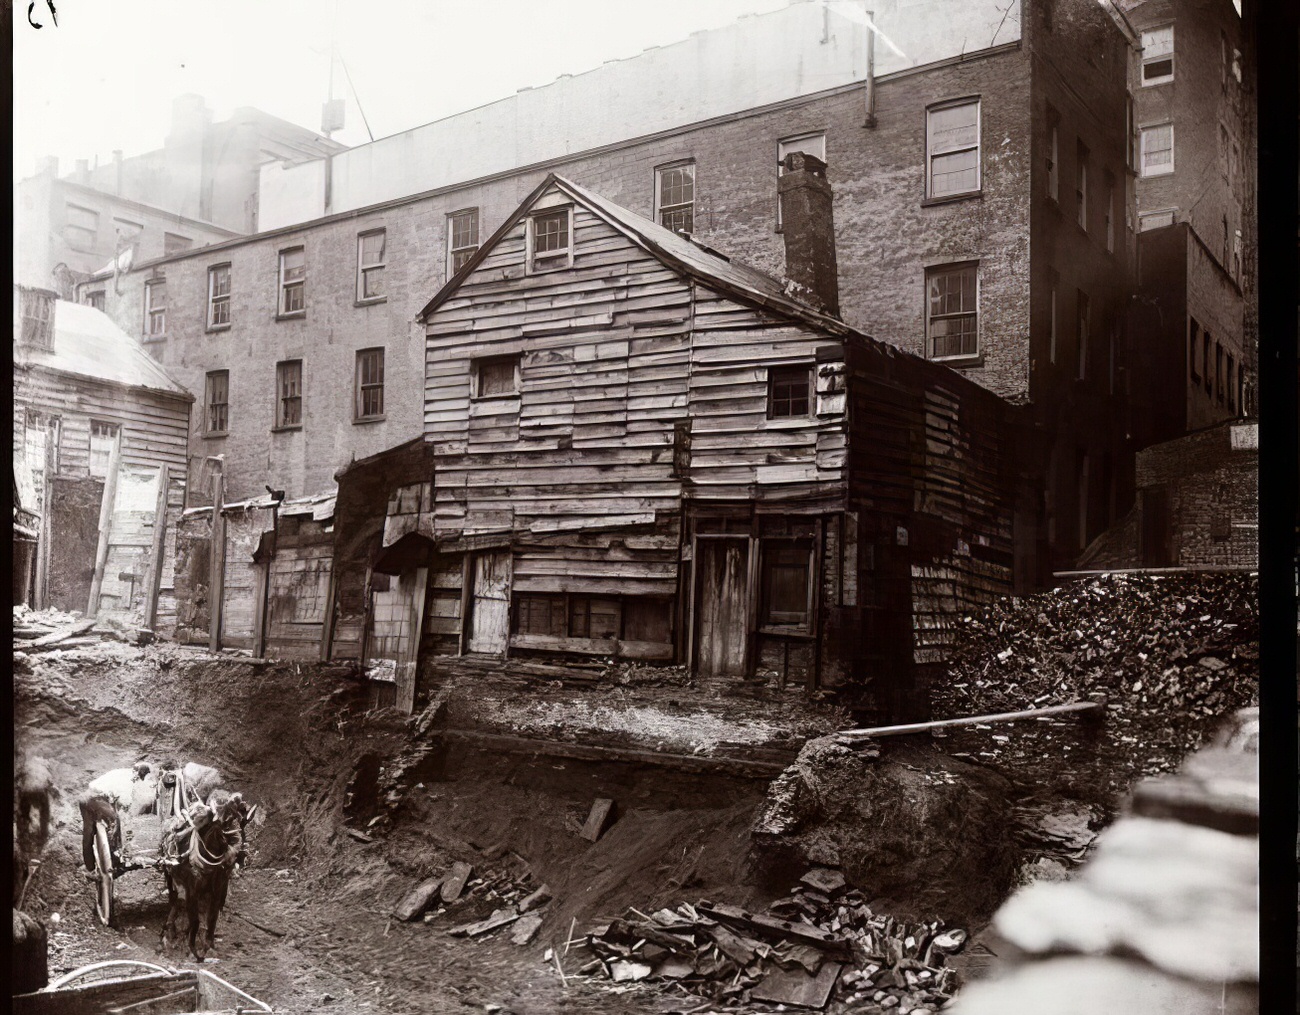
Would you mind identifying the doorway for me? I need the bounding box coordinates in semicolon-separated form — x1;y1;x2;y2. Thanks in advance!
695;538;749;678
467;551;510;655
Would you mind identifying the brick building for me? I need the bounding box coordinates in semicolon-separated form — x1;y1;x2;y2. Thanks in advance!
1078;419;1257;570
95;0;1140;575
16;95;344;294
1121;0;1253;424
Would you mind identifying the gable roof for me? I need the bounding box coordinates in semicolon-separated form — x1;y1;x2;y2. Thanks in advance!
14;299;194;400
418;174;860;343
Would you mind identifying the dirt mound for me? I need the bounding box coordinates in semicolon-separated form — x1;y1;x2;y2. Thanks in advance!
752;738;1018;927
930;571;1258;808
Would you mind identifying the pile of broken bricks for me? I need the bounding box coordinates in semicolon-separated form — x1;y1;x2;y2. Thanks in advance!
575;867;966;1012
391;853;553;948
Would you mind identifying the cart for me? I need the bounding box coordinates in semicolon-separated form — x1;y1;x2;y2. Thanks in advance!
12;959;273;1014
88;766;201;928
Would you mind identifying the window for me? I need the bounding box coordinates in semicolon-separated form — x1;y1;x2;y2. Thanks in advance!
1140;209;1175;231
84;290;106;312
164;232;192;256
355;348;385;420
278;247;306;315
1076;290;1089;380
1222;216;1230;267
1221;30;1229;90
208;264;231;328
89;421;119;478
205;371;229;435
926;263;978;360
655;161;696;234
473;355;520;398
357;230;385;302
761;540;813;629
1141;26;1174;85
1226;355;1236;412
1189;319;1201;381
144;278;167;337
1140;124;1174;177
1219;125;1230;181
19;289;55;350
1046;117;1059;202
1075;142;1089;230
568;597;621;640
777;133;826;228
1105;175;1115;252
447;209;479;275
113;218;144;242
926;99;980;199
275;360;302;428
528;209;571;273
1215;343;1224;403
1203;333;1212;393
768;365;812;418
64;203;99;250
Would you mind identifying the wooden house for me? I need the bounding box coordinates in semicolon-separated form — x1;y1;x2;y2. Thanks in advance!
417;162;1039;714
13;285;192;629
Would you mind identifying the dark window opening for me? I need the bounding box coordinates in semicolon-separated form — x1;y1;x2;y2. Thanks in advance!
474;355;519;398
761;539;812;629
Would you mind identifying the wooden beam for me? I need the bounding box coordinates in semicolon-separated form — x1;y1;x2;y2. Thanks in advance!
319;560;339;662
837;700;1106;741
208;465;226;653
33;429;55;611
142;465;170;631
251;561;269;660
86;431;123;617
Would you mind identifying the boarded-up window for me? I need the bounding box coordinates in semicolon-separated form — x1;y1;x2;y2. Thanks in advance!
473;355;519;398
569;597;621;640
761;540;812;629
623;599;672;643
515;594;566;636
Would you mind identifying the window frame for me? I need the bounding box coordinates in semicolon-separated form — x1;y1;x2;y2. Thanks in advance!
354;347;386;422
472;354;521;400
1046;115;1059;203
1215;343;1224;403
207;263;232;330
356;229;387;305
526;207;573;274
925;97;981;202
88;420;120;479
447;208;480;277
1141;25;1175;86
1139;123;1175;178
925;261;980;362
654;159;697;235
84;290;106;312
1105;174;1115;253
64;203;100;250
204;370;230;437
776;132;827;229
767;364;814;420
1189;318;1201;381
144;278;167;339
277;246;306;318
274;359;303;430
1226;354;1236;412
1076;289;1090;381
1049;271;1059;365
1203;333;1213;394
1075;141;1089;231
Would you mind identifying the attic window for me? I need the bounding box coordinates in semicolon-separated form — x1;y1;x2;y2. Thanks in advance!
528;208;572;273
19;289;56;351
473;354;520;398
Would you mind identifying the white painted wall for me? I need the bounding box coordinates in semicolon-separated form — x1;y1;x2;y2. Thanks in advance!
257;0;1020;227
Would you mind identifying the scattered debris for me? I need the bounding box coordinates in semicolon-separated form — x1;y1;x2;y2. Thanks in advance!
394;875;448;922
448;908;520;939
510;914;544;946
441;862;473;903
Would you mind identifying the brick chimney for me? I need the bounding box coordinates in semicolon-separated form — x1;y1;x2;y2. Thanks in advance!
778;151;840;318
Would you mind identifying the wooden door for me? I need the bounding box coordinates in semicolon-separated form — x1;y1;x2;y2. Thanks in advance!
394;567;428;713
467;551;510;655
696;539;749;677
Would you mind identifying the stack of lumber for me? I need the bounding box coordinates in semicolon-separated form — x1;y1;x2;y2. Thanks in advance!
13;606;154;654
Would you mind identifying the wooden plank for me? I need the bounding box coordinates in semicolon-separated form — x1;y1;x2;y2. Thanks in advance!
580;798;615;842
837;701;1105;740
209;466;226;653
86;430;123;617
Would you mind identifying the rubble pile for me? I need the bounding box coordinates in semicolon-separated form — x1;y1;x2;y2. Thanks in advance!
13;605;155;656
568;868;964;1012
932;572;1258;800
392;852;552;948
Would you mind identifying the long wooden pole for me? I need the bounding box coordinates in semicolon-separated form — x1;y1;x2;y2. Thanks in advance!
838;700;1106;740
208;464;226;653
34;432;55;610
86;432;123;617
142;465;171;631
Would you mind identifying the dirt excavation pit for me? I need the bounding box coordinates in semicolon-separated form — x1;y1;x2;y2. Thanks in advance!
12;575;1257;1014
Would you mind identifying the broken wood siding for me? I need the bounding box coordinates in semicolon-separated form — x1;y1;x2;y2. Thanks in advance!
13;364;190;627
265;517;335;660
424;200;691;660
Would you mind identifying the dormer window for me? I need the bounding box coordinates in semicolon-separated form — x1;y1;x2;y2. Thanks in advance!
528;209;572;273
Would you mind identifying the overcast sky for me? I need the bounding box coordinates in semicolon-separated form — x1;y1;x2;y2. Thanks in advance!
13;0;790;180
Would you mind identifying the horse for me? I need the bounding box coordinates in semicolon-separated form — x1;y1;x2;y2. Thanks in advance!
15;753;57;855
158;793;248;961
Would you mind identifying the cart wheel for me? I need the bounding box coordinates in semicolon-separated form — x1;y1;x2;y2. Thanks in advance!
93;821;115;928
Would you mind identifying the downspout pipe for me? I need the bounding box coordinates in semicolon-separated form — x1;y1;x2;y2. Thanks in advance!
864;10;877;128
